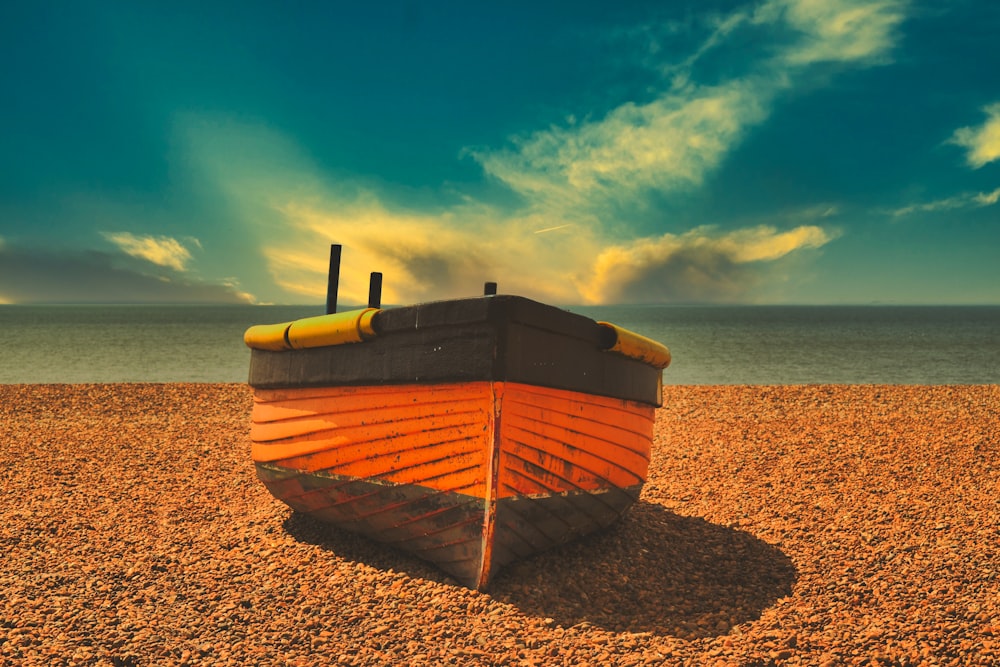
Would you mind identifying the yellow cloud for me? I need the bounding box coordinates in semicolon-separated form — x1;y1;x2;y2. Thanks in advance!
975;187;1000;206
102;232;195;271
175;0;886;309
890;187;1000;218
578;225;834;304
723;225;833;262
174;111;841;306
218;277;258;305
951;103;1000;169
261;200;836;306
473;0;904;216
474;80;771;210
262;200;601;306
757;0;907;66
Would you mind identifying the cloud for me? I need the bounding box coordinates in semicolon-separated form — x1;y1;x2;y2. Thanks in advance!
472;79;772;210
577;224;834;304
976;188;1000;206
175;112;840;306
534;224;574;235
890;187;1000;218
262;199;602;305
173;116;596;305
0;244;254;304
470;0;905;216
950;102;1000;169
185;110;843;306
755;0;907;67
254;198;837;306
175;0;896;305
101;232;195;271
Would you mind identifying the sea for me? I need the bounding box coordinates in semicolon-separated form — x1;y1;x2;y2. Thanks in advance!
0;304;998;385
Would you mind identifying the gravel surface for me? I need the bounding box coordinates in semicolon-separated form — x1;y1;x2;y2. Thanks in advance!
1;383;997;666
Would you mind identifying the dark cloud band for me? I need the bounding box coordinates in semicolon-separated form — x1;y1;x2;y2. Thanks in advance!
0;245;252;304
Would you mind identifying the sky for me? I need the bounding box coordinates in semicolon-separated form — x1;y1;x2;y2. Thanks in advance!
1;1;998;306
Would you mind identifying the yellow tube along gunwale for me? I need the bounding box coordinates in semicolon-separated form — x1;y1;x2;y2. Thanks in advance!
245;294;670;589
244;307;379;351
247;297;668;403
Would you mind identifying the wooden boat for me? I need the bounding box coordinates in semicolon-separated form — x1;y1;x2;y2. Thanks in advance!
244;246;670;590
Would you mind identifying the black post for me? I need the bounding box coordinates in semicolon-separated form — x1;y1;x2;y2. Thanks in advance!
368;272;383;309
326;244;342;314
484;282;497;296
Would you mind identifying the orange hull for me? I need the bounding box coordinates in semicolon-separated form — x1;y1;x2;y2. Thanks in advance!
251;381;655;589
246;293;669;589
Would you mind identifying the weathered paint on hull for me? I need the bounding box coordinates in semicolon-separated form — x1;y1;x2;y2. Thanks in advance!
250;381;655;589
255;465;490;585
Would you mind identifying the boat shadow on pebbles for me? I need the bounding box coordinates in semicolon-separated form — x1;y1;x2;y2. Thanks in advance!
283;501;797;639
281;510;449;584
491;501;798;638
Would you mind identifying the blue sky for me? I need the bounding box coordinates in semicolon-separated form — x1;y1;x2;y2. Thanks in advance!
1;1;998;305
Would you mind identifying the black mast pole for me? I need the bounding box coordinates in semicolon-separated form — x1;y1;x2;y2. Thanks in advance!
368;272;383;309
326;244;341;314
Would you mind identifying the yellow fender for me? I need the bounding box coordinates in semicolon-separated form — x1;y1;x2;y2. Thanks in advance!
597;322;671;369
244;308;380;351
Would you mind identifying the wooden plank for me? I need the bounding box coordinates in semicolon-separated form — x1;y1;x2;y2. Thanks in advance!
256;465;487;587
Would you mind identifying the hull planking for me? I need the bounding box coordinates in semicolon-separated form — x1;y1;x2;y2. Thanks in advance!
251;382;654;589
246;294;668;589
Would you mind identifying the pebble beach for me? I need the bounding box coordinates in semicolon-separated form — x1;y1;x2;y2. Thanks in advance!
1;383;998;666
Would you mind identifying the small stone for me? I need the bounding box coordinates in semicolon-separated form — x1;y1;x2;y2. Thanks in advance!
2;384;998;666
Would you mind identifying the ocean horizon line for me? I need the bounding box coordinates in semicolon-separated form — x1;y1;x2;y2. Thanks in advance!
3;301;1000;309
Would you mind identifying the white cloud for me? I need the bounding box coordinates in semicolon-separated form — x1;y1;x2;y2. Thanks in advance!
950;102;1000;169
102;232;195;271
